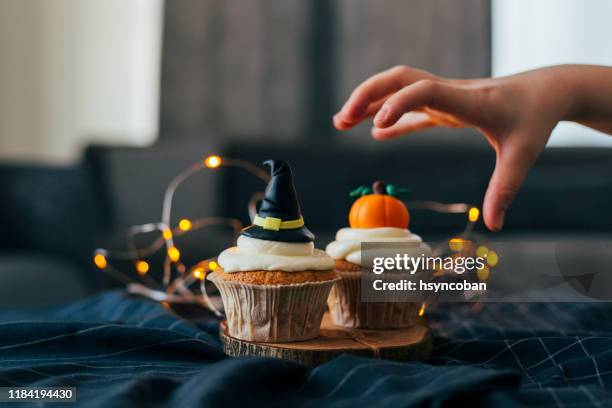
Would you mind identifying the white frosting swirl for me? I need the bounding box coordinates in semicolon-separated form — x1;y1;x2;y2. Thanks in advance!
218;235;334;273
325;227;431;266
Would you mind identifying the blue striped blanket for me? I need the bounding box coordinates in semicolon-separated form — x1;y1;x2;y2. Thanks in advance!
0;291;610;407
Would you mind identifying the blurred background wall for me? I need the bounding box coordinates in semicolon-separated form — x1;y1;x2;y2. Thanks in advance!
160;0;490;142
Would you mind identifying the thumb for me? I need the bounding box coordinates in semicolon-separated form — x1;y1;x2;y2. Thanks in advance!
482;145;533;232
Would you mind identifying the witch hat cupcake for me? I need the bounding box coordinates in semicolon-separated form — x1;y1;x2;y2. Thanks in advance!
208;160;337;343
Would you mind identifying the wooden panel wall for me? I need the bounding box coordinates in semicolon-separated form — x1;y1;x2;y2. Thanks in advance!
160;0;307;140
160;0;490;141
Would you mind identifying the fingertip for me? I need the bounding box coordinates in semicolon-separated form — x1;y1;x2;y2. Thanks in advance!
333;114;352;130
495;210;506;231
332;114;341;128
482;194;497;232
483;216;497;232
483;208;505;232
485;219;500;232
371;128;385;141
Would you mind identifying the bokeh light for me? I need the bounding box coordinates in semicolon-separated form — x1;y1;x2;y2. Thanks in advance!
418;303;426;316
136;260;150;275
94;254;107;269
477;265;490;280
476;245;489;258
468;207;480;222
167;246;181;262
449;238;464;251
178;218;192;231
204;155;222;169
487;250;499;266
193;267;205;280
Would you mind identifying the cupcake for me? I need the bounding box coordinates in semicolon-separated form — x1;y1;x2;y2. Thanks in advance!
325;181;430;329
208;160;337;342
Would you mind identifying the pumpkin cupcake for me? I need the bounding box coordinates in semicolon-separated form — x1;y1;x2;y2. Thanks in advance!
208;160;337;342
325;181;430;329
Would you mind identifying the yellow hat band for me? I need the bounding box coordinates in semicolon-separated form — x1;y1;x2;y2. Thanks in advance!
253;215;304;231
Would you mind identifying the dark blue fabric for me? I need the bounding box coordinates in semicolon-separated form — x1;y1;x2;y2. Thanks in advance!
0;291;610;407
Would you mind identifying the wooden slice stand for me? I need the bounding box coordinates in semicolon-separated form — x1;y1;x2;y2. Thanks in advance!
220;313;432;366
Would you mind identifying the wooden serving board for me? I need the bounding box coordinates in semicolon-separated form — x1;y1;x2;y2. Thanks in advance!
220;313;432;366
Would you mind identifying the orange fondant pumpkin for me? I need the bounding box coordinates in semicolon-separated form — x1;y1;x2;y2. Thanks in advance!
349;181;410;228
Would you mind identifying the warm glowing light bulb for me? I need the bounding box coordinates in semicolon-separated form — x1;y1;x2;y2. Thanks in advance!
136;261;149;275
178;218;192;231
94;254;108;269
193;267;205;280
162;229;173;240
468;207;480;222
477;265;490;281
208;261;218;271
449;238;464;251
167;246;181;262
476;245;489;258
486;250;499;266
204;155;222;169
418;303;426;317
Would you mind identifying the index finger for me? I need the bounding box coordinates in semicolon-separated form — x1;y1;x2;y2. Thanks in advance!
336;66;435;126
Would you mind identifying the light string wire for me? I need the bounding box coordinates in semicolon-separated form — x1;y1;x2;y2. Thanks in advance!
93;154;490;317
93;155;269;316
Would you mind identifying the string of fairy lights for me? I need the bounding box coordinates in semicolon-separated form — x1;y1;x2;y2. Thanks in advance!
93;155;270;315
92;154;498;316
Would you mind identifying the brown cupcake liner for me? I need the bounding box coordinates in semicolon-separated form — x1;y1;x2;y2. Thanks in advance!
327;270;419;329
208;272;338;343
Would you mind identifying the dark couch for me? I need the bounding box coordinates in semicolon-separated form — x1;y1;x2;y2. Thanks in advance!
2;137;611;307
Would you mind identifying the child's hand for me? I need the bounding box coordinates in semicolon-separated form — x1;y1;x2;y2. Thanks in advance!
333;65;611;232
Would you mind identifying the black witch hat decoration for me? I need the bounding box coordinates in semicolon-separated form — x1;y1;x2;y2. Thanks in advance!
241;160;314;243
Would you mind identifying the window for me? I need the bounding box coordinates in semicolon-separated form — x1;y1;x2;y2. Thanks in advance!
0;0;163;163
492;0;612;146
